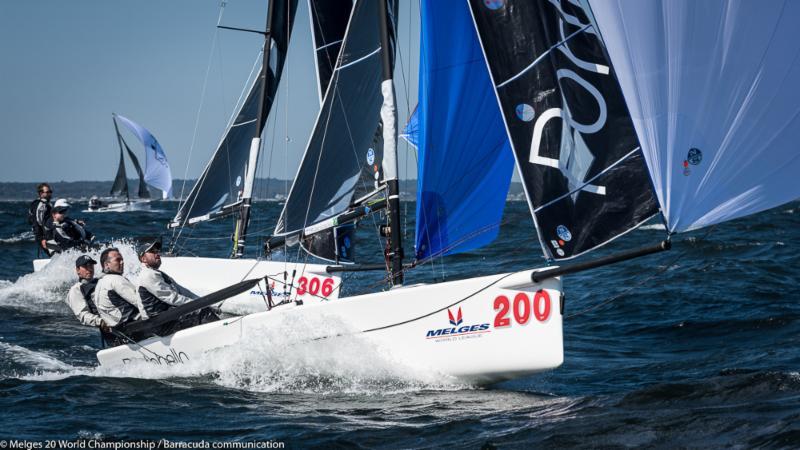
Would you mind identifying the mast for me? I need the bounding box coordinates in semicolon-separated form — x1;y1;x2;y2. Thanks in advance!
232;0;276;258
377;0;403;285
111;113;130;202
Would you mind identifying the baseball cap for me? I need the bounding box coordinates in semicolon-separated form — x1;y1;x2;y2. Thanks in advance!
75;255;97;267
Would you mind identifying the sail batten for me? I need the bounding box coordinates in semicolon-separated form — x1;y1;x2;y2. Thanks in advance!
275;0;395;238
171;0;298;228
468;0;659;260
307;0;353;105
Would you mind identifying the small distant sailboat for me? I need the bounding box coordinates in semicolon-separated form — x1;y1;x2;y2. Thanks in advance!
88;113;173;212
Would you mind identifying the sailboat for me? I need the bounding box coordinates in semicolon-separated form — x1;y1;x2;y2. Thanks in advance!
88;113;173;212
96;0;800;385
154;0;345;311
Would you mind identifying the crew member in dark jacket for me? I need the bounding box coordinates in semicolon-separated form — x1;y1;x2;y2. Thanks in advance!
45;199;94;252
27;183;53;253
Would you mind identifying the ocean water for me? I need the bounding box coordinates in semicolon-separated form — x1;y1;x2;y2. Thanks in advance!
1;200;799;448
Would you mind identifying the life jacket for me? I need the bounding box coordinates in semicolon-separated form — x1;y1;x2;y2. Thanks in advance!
79;278;100;315
52;218;88;249
138;286;172;317
106;290;139;325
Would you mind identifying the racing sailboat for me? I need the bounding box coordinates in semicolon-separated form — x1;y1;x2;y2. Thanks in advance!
98;0;800;384
90;114;173;212
156;0;346;310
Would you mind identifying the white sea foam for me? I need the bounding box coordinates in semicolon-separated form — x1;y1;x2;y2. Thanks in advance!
0;341;78;375
639;223;667;231
0;240;141;312
79;314;470;394
0;231;34;244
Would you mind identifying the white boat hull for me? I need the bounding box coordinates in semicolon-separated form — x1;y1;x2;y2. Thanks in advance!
97;269;563;384
158;256;342;313
86;199;151;212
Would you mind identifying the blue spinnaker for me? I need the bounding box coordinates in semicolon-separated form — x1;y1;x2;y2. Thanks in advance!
116;115;173;199
400;105;419;148
414;0;513;261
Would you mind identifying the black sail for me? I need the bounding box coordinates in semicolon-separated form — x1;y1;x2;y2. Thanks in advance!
274;0;396;237
110;146;129;198
171;0;298;228
307;0;353;103
122;137;150;199
468;0;659;260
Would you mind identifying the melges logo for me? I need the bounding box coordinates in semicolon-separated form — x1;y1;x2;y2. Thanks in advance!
426;307;490;339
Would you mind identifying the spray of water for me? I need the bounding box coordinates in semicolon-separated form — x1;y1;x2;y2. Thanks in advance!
11;312;472;394
0;240;141;312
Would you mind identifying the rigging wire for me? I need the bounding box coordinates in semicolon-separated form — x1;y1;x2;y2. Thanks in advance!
171;2;228;246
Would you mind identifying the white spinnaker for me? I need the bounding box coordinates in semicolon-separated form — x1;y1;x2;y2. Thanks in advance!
588;0;800;232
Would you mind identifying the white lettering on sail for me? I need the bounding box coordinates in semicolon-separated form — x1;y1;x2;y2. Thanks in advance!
529;70;607;196
530;107;563;169
528;9;611;199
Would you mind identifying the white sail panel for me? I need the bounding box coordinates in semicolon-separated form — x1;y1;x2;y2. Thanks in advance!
116;114;172;199
589;0;800;232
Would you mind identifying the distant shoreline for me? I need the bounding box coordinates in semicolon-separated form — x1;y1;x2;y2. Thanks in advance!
0;179;527;201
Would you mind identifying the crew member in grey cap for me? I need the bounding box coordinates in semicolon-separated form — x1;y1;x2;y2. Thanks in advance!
65;255;109;332
137;238;219;334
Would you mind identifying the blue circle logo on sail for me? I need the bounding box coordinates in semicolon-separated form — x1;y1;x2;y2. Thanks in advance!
687;148;702;165
483;0;505;10
556;225;572;242
367;148;375;165
516;104;535;122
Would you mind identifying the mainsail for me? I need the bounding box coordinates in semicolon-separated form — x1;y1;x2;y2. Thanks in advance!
274;0;397;237
171;0;298;228
307;0;353;105
468;0;659;260
588;0;800;233
121;138;151;199
414;0;514;261
115;114;171;199
110;143;129;198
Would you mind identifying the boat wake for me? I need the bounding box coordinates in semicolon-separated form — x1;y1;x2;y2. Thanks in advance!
0;231;34;244
0;241;141;312
11;314;473;394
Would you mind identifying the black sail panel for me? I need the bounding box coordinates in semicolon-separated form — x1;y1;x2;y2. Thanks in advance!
110;146;128;198
171;0;298;228
301;224;356;264
468;0;659;260
275;0;396;236
307;0;354;103
122;137;150;199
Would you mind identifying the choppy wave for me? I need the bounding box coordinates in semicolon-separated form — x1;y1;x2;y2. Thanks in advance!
0;231;34;244
0;240;141;312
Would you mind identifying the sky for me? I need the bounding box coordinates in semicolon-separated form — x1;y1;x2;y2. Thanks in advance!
0;0;420;183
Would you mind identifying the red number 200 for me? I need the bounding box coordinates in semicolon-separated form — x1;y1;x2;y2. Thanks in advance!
494;290;552;327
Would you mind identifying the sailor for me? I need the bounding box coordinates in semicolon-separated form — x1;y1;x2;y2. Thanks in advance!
137;238;219;333
45;199;94;253
27;183;52;254
65;255;110;332
94;247;148;338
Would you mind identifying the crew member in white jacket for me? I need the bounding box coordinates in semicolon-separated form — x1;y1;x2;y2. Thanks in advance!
136;239;219;335
136;239;197;317
95;248;148;333
65;255;108;330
